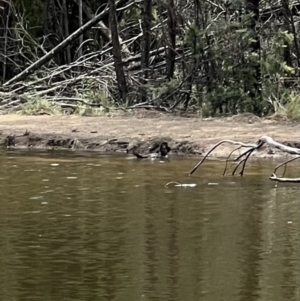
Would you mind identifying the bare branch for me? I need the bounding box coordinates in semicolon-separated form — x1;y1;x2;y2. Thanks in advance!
189;139;258;175
189;136;300;183
3;3;113;86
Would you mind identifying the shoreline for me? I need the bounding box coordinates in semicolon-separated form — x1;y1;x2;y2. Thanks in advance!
0;113;299;158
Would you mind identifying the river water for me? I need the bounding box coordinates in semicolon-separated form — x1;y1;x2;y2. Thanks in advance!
0;151;299;301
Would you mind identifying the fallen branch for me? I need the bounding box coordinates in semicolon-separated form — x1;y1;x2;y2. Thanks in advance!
73;0;133;55
258;135;300;155
189;136;300;183
189;139;261;175
268;156;300;186
269;174;300;183
3;3;113;86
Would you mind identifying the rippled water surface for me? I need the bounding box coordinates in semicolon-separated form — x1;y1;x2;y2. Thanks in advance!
0;151;299;301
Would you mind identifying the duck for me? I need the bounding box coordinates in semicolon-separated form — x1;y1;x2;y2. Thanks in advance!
127;142;171;159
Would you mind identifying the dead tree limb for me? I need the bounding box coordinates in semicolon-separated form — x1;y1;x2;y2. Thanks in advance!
258;135;300;155
223;146;242;176
189;139;260;175
273;156;300;176
189;136;300;179
72;0;132;55
269;156;300;185
3;3;113;87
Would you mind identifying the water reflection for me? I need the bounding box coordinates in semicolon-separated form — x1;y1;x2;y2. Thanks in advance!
0;152;299;301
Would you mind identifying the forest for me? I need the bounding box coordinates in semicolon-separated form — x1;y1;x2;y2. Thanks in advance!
0;0;300;118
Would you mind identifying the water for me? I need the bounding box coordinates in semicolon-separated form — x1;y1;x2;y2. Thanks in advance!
0;151;299;301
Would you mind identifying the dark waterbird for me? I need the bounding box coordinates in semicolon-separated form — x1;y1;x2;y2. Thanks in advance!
127;142;171;159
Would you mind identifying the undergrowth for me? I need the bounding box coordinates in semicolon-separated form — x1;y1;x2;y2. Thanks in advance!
19;98;62;115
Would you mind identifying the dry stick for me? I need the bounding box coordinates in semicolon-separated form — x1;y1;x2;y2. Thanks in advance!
271;156;300;185
258;137;300;184
5;65;72;94
91;43;184;73
47;97;110;109
0;99;21;109
223;146;242;176
236;149;254;176
66;18;166;68
12;55;91;92
232;141;265;175
234;140;265;161
231;149;257;176
273;156;300;175
73;0;133;55
232;158;246;176
282;162;287;178
3;3;113;87
189;140;258;175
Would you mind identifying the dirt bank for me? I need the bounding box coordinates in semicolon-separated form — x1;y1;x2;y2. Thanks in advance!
0;112;299;158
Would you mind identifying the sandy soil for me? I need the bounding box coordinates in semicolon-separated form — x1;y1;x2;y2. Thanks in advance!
0;111;299;158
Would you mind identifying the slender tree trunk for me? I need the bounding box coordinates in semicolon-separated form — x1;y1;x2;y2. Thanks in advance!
166;0;176;79
72;0;132;55
198;0;214;94
246;0;262;115
109;0;128;104
140;0;152;102
183;0;200;110
62;0;71;63
78;0;83;58
282;0;299;73
3;4;116;86
2;2;11;82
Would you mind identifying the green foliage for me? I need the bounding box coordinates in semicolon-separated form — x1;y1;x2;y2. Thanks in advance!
1;0;300;120
262;30;294;75
74;78;113;106
285;92;300;121
147;78;180;101
73;105;109;116
19;98;62;115
14;0;44;36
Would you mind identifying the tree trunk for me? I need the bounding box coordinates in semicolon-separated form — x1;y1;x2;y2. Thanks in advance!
3;4;116;87
62;0;72;64
1;1;11;82
78;0;83;59
140;0;152;102
282;0;299;73
72;0;132;56
109;0;128;104
245;0;262;115
166;0;176;79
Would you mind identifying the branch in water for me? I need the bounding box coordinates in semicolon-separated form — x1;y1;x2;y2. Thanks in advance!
189;139;261;176
189;136;300;183
269;174;300;183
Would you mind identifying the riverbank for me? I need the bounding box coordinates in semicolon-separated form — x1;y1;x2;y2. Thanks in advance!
0;112;299;158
